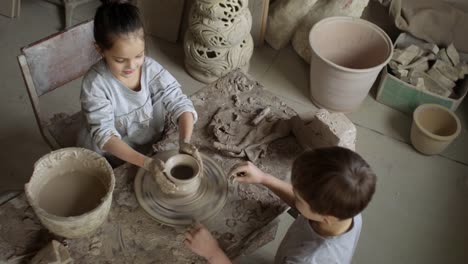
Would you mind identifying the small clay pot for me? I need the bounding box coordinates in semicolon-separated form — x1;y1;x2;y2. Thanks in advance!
411;104;461;155
164;154;201;196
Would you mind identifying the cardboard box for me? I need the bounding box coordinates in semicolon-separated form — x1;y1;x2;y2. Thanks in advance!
376;33;468;114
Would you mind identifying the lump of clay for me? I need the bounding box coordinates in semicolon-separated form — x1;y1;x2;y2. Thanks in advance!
292;109;356;151
30;240;73;264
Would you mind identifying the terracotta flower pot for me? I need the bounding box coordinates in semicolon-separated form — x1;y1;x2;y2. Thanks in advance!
411;104;461;155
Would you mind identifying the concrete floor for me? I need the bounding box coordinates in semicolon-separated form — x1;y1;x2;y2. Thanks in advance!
1;1;468;263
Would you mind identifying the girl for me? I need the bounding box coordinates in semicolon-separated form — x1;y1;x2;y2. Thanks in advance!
78;0;199;174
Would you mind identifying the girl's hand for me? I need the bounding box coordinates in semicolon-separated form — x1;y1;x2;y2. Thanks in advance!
143;157;165;173
179;142;204;174
229;161;267;184
143;157;177;193
184;223;223;260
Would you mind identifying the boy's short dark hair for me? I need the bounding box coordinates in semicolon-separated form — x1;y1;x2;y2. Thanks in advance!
291;147;376;219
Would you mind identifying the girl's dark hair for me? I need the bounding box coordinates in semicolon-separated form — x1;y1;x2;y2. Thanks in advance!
94;0;144;50
291;147;377;220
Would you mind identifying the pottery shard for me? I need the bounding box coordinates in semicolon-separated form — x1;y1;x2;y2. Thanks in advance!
395;69;408;79
427;68;456;91
393;45;421;66
30;240;73;264
292;109;356;151
417;43;440;55
388;61;400;71
432;59;459;82
456;63;468;79
438;49;453;65
408;68;421;78
446;43;460;66
401;57;429;72
265;0;319;50
416;72;452;97
411;77;425;90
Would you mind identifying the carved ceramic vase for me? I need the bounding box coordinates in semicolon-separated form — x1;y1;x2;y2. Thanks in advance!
184;0;254;83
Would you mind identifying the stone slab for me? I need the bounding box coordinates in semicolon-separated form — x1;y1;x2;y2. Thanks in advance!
291;109;356;151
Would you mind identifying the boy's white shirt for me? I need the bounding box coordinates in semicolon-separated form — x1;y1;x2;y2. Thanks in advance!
77;57;197;153
275;214;362;264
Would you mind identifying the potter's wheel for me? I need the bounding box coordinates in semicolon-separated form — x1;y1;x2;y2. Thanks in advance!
134;150;228;226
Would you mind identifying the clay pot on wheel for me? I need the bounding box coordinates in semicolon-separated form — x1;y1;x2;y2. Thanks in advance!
161;154;201;196
134;150;228;226
411;104;461;155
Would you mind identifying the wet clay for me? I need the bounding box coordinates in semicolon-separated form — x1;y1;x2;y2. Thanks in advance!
39;171;107;217
170;165;195;180
210;108;292;161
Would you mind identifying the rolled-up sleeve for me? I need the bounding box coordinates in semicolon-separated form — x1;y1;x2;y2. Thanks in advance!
149;67;198;124
81;78;120;150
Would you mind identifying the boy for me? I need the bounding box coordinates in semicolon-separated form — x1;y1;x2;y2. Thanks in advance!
184;146;377;264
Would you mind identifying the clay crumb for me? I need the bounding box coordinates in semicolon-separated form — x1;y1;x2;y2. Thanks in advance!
252;107;271;126
232;95;241;107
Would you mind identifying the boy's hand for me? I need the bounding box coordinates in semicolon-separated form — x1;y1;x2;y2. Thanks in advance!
184;223;223;260
229;161;267;184
179;141;204;174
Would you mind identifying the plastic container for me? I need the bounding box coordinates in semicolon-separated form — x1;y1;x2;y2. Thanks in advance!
25;148;115;238
309;16;393;112
376;33;468;114
411;104;461;155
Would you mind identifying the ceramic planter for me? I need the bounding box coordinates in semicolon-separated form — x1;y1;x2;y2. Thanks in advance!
411;104;461;155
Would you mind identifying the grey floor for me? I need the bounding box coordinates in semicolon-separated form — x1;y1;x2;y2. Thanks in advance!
1;1;468;263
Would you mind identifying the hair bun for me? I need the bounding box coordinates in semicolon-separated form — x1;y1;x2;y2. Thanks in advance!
100;0;130;5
